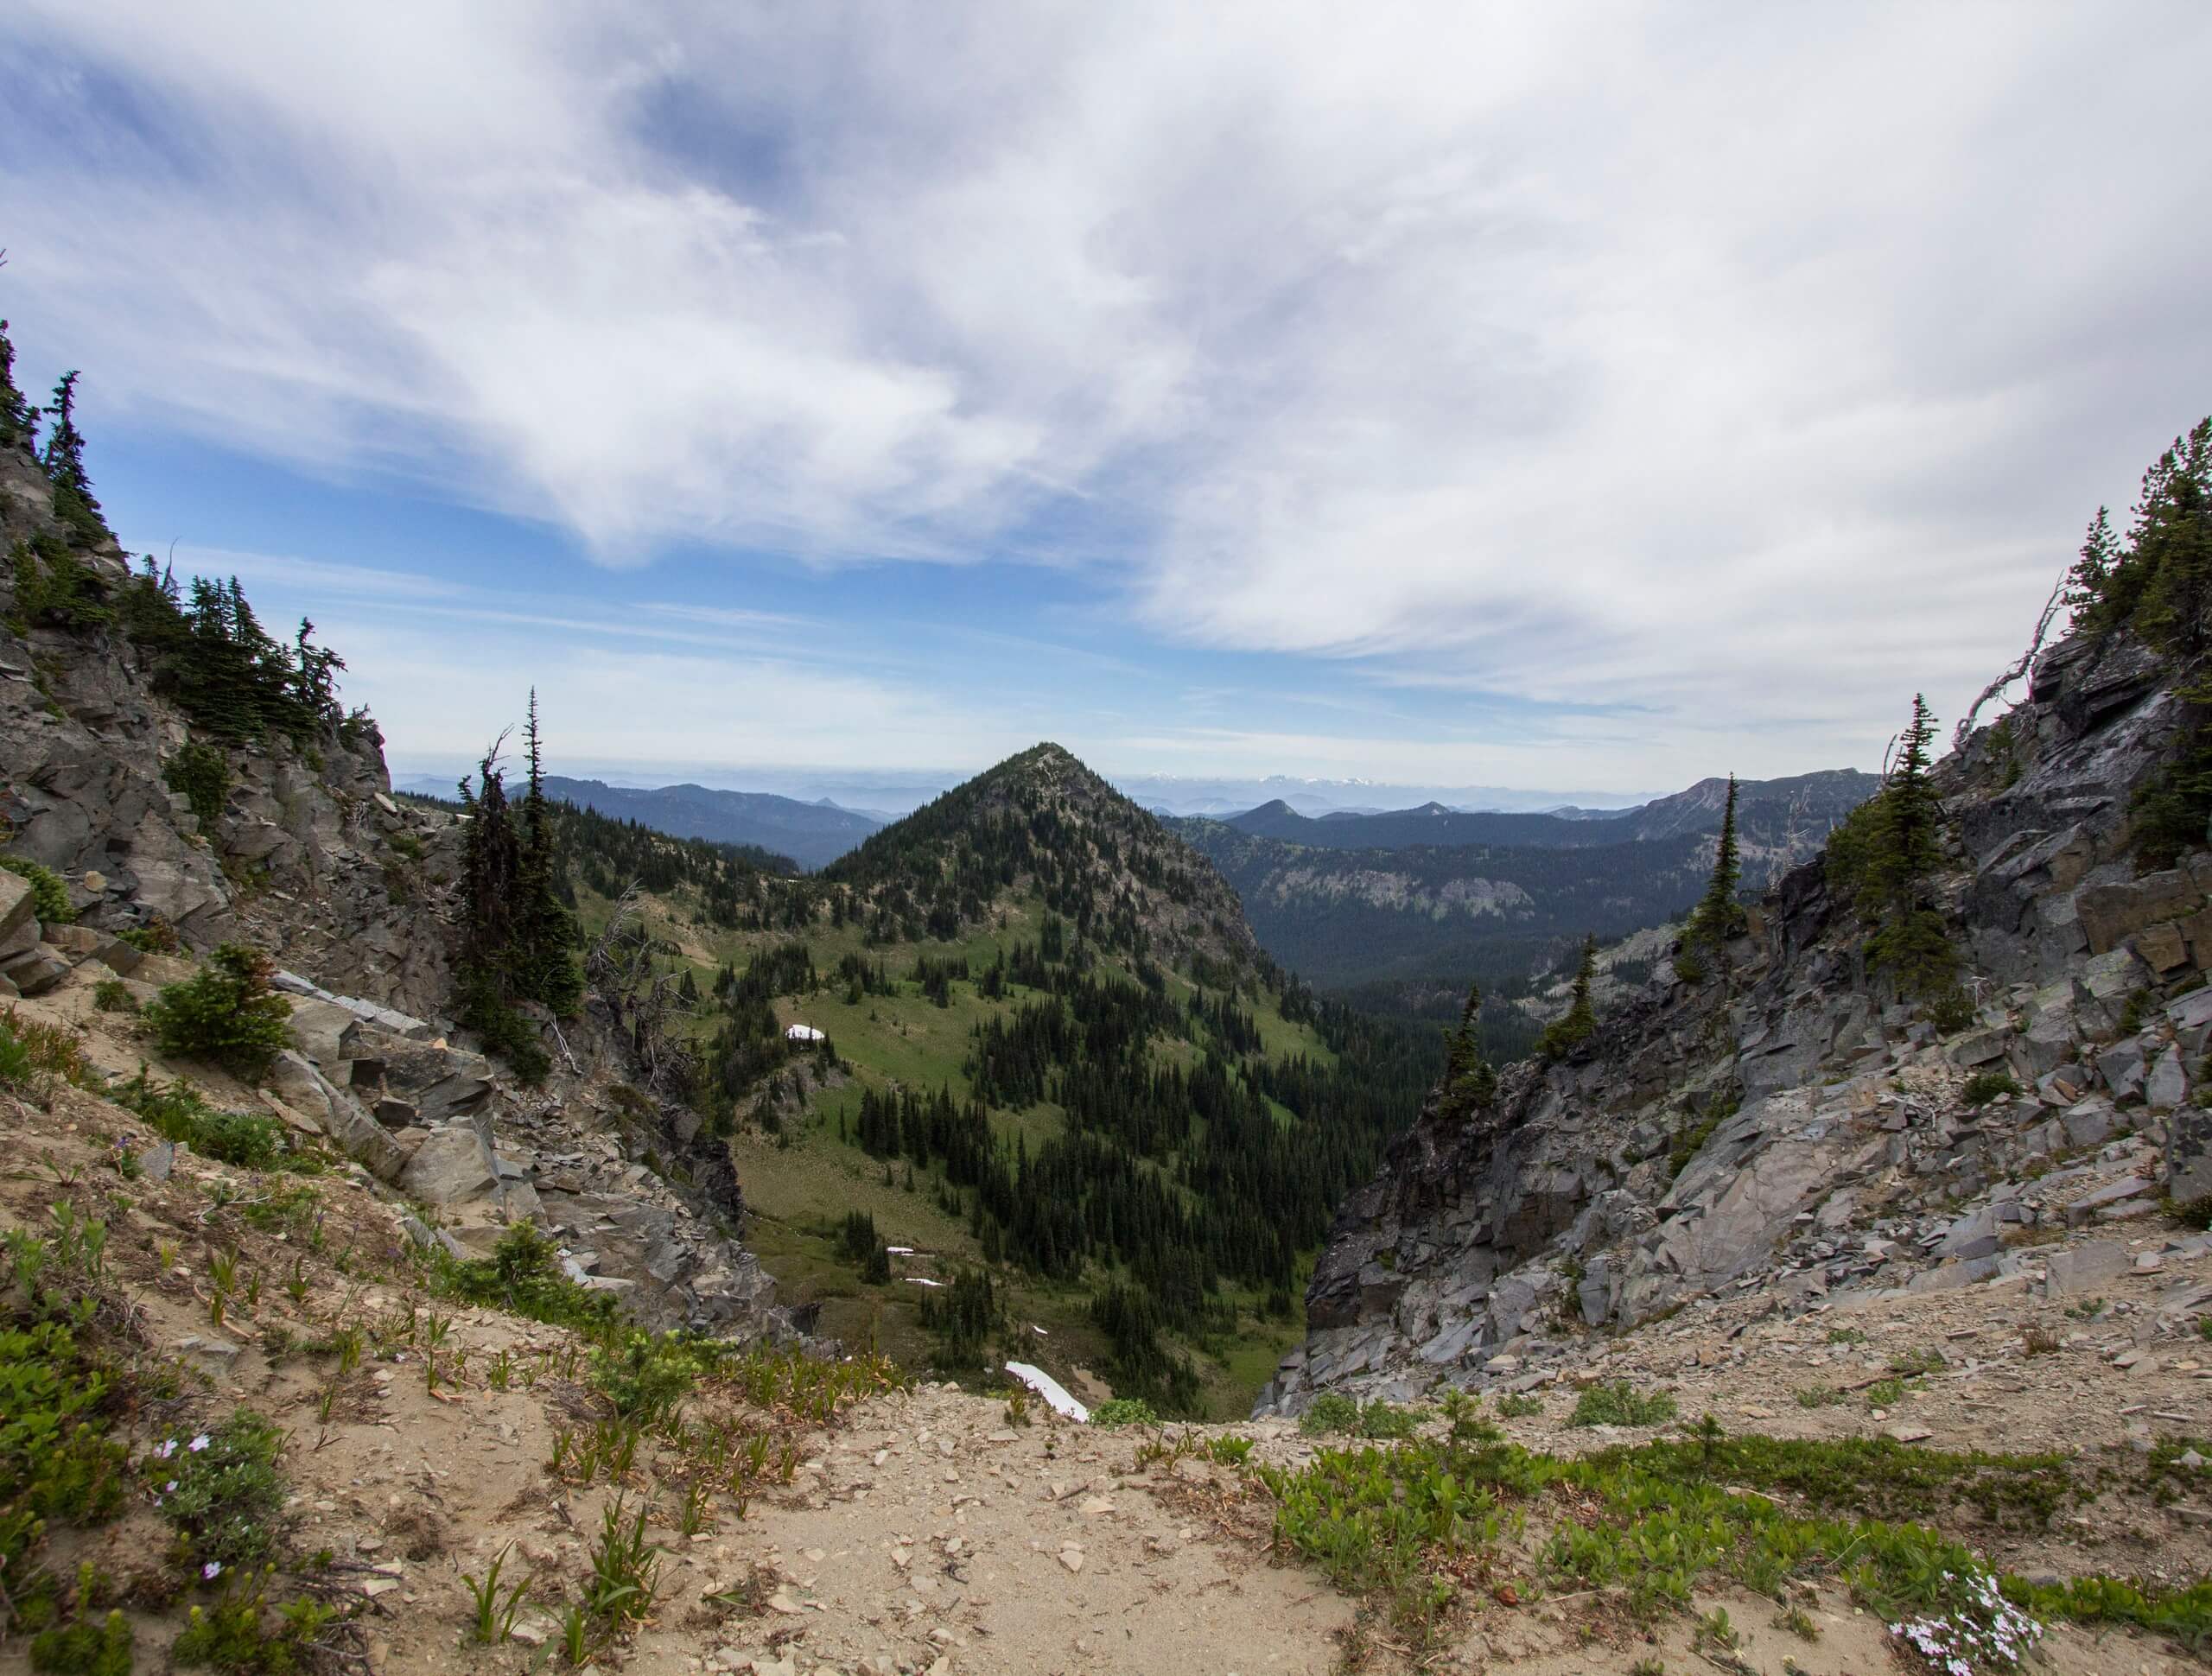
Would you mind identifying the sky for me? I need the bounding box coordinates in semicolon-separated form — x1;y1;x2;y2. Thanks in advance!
4;3;2210;800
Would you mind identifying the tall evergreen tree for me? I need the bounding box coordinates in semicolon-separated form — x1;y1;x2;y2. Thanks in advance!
1439;980;1497;1116
2064;506;2119;617
457;738;523;981
513;690;584;1014
39;369;104;540
1537;934;1599;1061
1684;772;1748;953
1832;694;1956;1000
0;317;31;449
2133;418;2212;660
452;703;586;1079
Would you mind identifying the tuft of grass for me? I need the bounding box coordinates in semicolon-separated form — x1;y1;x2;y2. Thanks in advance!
1694;1606;1738;1651
462;1543;532;1645
1496;1393;1543;1419
1794;1384;1845;1408
1775;1602;1821;1641
1567;1381;1678;1429
0;1009;96;1101
582;1495;660;1629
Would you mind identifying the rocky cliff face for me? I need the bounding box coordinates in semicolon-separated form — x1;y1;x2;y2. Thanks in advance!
1259;623;2212;1413
1;435;797;1343
0;441;454;1019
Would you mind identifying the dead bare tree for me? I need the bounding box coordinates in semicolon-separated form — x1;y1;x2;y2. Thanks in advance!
1953;575;2069;754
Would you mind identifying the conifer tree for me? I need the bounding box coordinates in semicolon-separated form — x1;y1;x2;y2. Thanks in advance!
2064;506;2118;617
1439;980;1497;1116
458;738;523;981
2133;418;2212;660
513;690;583;1015
1684;772;1748;954
452;703;585;1078
0;317;31;449
1831;693;1957;1001
40;369;105;540
1537;934;1599;1061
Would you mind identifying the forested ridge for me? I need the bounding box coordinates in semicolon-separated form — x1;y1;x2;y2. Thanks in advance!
563;740;1440;1413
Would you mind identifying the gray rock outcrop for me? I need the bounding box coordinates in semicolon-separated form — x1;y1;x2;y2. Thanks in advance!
1261;621;2212;1416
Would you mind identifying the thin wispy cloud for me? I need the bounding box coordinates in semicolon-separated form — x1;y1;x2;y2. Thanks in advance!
4;3;2209;788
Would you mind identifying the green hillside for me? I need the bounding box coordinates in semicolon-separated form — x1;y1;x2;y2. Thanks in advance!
566;744;1439;1417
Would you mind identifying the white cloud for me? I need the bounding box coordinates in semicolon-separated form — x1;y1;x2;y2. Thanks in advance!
6;2;2211;780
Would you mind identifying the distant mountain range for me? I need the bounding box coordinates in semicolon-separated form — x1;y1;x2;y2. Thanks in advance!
1112;771;1656;818
1174;769;1878;1011
1218;770;1875;854
537;778;883;870
392;773;888;870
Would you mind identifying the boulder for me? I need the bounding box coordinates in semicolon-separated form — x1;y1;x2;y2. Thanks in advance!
174;1334;244;1378
2133;920;2190;974
1949;1029;2010;1068
2061;1099;2117;1150
0;945;72;995
2168;1107;2212;1209
0;912;38;964
41;922;103;955
2045;1240;2129;1296
266;1051;407;1184
2145;1048;2189;1112
285;998;364;1067
0;871;32;949
2066;1176;2154;1225
398;1124;499;1205
2171;987;2212;1032
2096;1039;2148;1101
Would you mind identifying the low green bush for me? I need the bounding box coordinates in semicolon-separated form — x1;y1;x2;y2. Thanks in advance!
1300;1392;1419;1439
1089;1398;1160;1430
427;1221;616;1334
170;1572;340;1673
1;854;75;924
117;919;180;956
590;1334;701;1425
1961;1070;2021;1108
143;945;291;1075
1567;1381;1678;1428
164;742;232;831
29;1606;131;1675
111;1071;286;1171
154;1409;288;1574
